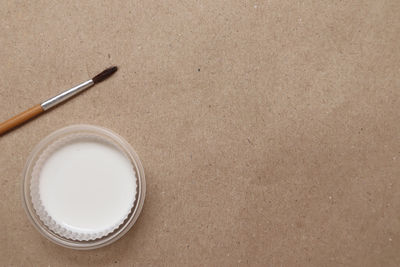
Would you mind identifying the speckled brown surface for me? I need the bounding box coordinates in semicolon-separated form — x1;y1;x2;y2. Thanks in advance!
1;1;400;266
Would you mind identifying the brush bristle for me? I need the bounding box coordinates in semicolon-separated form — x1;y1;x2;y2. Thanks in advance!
92;66;118;84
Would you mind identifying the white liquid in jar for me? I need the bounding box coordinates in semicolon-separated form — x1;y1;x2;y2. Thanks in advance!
38;140;137;234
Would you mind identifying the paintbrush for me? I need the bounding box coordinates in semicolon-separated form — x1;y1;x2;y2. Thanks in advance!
0;66;118;135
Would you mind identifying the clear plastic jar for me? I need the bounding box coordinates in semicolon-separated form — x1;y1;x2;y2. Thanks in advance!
22;124;146;249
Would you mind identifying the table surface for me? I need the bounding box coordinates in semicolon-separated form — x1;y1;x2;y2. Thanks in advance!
1;1;399;266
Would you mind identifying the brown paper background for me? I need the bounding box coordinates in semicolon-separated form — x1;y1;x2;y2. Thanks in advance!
1;1;400;266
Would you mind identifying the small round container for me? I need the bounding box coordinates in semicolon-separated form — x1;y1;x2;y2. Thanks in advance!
22;124;146;249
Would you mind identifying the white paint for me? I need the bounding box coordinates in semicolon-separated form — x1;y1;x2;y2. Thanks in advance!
39;140;136;234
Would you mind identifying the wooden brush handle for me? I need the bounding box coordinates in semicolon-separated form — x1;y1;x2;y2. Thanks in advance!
0;104;44;135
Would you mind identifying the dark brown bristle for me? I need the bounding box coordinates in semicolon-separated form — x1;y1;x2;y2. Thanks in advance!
92;66;118;84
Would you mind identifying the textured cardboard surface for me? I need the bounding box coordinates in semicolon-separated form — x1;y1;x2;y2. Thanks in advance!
1;1;400;266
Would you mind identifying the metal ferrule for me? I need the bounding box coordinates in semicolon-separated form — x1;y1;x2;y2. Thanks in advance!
41;80;94;111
